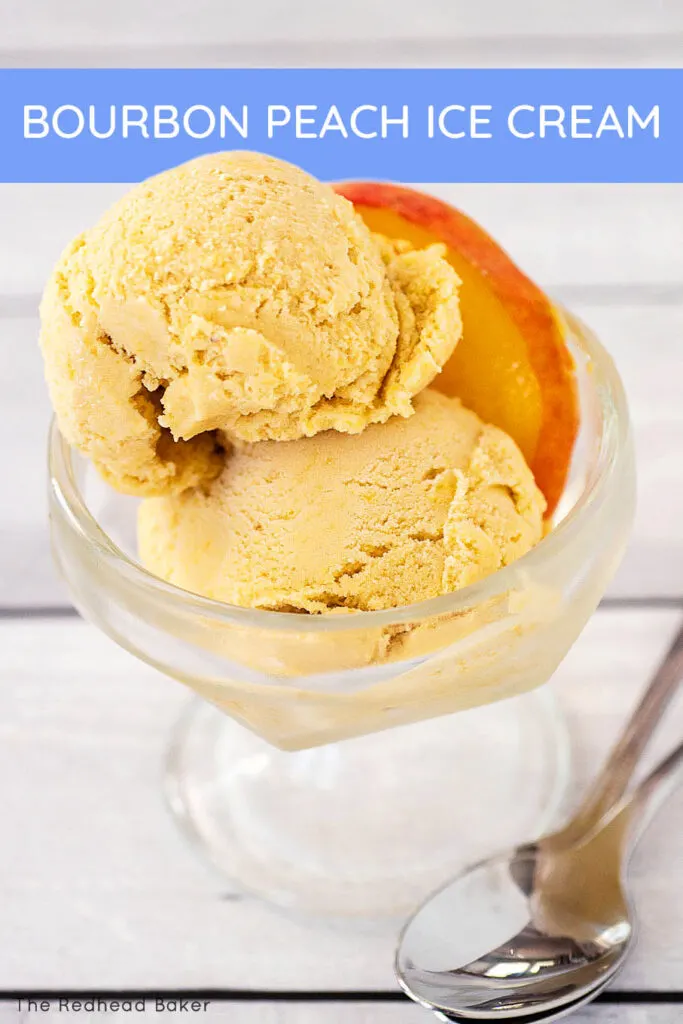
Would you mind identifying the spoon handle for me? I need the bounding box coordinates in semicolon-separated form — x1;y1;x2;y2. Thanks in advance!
561;622;683;845
622;737;683;849
578;736;683;865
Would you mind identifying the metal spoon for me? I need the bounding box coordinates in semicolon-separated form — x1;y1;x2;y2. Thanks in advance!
434;975;615;1023
404;739;683;1023
396;623;683;1021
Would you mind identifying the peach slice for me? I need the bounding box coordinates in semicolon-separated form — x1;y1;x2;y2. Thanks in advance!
335;182;579;517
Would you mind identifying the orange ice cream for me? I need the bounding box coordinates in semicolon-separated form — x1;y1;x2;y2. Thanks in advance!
40;152;461;496
139;390;545;612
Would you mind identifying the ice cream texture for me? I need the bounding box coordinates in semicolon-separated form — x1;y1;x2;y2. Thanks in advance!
138;390;545;613
40;151;462;496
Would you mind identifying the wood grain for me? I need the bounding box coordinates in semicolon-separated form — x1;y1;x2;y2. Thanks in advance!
3;40;681;69
1;608;681;991
1;0;682;50
2;0;681;71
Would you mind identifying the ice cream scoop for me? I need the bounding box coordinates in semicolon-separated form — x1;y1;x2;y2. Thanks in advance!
138;389;545;612
40;151;461;496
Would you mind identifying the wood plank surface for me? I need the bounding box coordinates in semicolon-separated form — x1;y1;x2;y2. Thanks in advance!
2;0;682;50
2;0;681;69
3;41;680;69
1;1000;682;1023
1;608;681;991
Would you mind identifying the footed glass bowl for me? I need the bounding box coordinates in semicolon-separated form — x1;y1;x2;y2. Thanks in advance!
48;310;634;920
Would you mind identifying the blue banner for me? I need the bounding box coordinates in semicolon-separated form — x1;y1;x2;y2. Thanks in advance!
0;68;680;183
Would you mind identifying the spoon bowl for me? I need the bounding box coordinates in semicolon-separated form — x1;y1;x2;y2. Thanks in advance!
433;973;618;1023
396;839;632;1019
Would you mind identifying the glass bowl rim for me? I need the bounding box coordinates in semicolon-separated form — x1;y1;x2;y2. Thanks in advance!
48;308;631;635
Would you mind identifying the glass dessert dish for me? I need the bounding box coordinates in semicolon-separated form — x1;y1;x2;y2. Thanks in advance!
48;309;634;921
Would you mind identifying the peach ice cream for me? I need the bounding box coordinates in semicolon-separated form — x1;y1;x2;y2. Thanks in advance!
138;390;545;613
40;152;461;496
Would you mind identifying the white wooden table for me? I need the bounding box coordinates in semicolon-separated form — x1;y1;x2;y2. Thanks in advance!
1;4;683;1021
